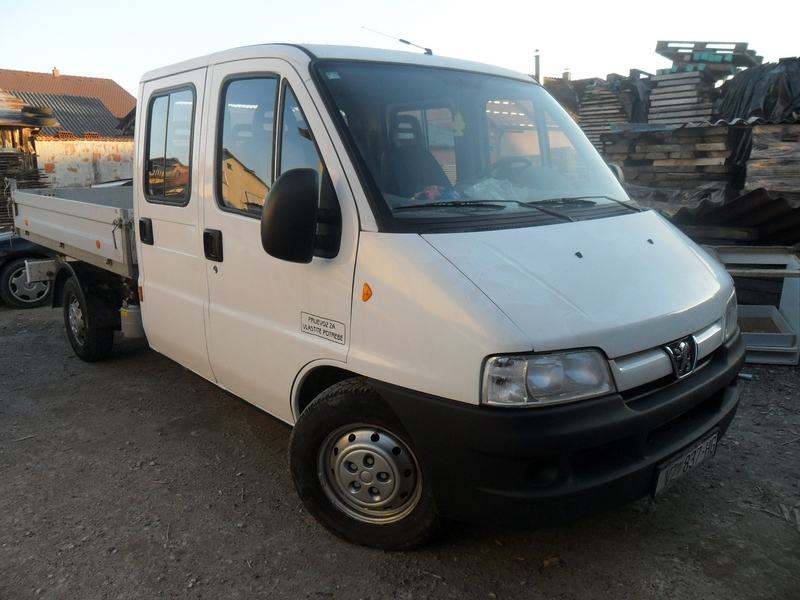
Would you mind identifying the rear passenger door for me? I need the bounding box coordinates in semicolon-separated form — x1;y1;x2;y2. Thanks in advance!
200;59;358;424
136;69;214;381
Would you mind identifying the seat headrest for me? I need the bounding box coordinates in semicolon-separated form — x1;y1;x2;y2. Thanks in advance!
391;114;425;148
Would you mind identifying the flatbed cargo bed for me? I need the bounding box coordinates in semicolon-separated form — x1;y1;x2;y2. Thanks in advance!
11;184;136;278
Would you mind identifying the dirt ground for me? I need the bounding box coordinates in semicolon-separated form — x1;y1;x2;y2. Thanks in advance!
0;306;798;600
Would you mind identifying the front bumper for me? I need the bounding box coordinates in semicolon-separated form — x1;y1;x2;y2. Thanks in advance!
373;333;745;525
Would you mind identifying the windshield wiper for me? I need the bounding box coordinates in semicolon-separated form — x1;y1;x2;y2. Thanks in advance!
394;200;507;211
529;195;641;212
520;202;574;222
395;198;576;223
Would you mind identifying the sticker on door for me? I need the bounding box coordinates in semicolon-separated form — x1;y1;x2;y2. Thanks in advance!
301;312;346;345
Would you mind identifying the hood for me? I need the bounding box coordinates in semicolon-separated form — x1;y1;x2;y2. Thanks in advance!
422;211;732;358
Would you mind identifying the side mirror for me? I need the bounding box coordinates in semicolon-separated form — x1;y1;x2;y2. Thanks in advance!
607;162;625;184
261;168;319;263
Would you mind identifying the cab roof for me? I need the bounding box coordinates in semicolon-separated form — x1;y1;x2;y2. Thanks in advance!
140;43;535;85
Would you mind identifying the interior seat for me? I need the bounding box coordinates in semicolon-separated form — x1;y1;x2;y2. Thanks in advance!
381;114;450;197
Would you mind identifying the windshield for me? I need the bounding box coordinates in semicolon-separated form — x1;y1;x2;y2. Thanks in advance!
315;60;632;231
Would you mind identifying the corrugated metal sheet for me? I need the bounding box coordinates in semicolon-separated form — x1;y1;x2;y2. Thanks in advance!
0;69;135;118
610;116;800;134
8;91;124;137
683;116;800;127
631;185;800;245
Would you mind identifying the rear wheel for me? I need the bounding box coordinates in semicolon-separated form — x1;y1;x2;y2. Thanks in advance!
289;378;441;550
0;258;51;309
62;277;113;361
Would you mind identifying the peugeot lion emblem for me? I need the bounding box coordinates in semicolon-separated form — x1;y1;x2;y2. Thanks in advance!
664;336;697;379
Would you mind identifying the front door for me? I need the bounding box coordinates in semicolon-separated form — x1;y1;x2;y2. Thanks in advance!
137;68;214;381
200;59;358;423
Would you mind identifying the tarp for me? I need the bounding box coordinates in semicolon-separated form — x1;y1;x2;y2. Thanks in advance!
608;77;651;123
714;58;800;122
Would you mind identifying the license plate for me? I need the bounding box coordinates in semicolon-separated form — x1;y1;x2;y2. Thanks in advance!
654;430;718;496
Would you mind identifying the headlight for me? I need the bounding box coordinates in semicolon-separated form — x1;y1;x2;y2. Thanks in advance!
723;291;738;341
482;349;615;407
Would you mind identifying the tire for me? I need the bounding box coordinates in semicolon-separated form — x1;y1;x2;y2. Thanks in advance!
62;277;113;362
289;378;441;550
0;257;52;309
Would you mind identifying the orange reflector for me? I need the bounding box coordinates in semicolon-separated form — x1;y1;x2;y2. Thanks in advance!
138;286;144;302
95;240;102;249
362;283;373;302
24;218;29;226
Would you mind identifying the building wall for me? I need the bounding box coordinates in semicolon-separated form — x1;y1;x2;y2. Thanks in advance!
35;138;134;187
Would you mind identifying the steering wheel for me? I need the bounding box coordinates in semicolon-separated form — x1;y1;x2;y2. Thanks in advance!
485;156;533;180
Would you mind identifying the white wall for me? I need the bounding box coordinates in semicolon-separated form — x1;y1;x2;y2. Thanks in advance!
36;139;134;187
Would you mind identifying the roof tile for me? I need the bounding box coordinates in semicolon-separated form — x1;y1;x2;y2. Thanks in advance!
0;68;135;118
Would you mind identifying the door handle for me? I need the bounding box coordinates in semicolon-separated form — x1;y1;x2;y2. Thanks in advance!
139;218;154;245
203;229;224;262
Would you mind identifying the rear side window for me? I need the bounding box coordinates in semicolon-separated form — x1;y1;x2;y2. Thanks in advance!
145;87;195;204
486;98;541;166
217;77;279;216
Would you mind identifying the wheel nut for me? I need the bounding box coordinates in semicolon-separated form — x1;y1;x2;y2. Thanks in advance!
363;455;375;468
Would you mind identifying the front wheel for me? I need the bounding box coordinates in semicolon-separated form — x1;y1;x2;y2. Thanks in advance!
289;378;441;550
62;277;113;362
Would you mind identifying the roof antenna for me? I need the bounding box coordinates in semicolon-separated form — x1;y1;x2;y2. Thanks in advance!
362;26;433;55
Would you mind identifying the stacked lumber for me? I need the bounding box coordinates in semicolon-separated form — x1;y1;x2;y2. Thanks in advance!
744;124;800;200
578;85;628;149
0;151;47;230
648;71;716;125
602;126;734;189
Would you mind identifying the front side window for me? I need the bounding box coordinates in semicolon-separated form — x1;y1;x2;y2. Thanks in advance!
315;61;631;231
145;88;194;203
217;77;278;215
279;86;322;176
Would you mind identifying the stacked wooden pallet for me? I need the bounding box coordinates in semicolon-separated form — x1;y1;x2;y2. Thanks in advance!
655;41;762;79
601;126;734;189
578;85;628;149
647;71;716;125
744;124;800;200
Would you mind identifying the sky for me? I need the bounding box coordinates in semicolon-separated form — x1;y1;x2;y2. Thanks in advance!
1;0;796;96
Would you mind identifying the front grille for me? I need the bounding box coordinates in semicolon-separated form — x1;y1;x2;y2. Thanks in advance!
621;348;718;404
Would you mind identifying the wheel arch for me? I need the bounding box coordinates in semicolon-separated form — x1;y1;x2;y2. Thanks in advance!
292;363;361;422
54;261;125;329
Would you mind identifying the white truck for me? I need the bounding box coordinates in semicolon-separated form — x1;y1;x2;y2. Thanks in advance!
11;44;744;550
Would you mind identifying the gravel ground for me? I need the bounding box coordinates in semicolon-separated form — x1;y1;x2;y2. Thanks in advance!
1;306;798;600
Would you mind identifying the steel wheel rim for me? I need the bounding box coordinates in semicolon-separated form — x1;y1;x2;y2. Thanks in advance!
9;267;49;303
68;296;86;345
318;425;422;524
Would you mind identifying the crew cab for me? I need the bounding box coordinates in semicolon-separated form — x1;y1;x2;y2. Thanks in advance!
11;44;744;549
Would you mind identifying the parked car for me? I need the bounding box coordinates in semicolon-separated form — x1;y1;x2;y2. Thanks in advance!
0;231;53;308
10;44;744;549
91;179;133;188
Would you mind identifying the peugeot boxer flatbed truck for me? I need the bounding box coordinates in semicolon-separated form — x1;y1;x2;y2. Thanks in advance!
11;44;744;549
